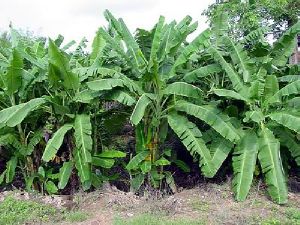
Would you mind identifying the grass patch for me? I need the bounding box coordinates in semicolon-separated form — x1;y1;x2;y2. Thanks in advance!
64;211;88;222
114;213;205;225
261;218;282;225
285;207;300;220
189;199;210;212
0;195;89;225
0;196;62;225
259;207;300;225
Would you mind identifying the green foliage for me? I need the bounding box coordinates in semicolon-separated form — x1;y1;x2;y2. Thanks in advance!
86;11;240;191
58;161;73;189
168;113;215;177
204;0;300;39
258;127;288;204
6;49;23;95
48;39;79;90
232;130;259;202
0;98;45;127
42;124;73;162
0;28;127;194
74;114;92;163
0;8;299;206
207;18;300;203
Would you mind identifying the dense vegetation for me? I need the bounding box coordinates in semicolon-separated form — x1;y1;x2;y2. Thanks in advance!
204;0;300;39
0;2;299;205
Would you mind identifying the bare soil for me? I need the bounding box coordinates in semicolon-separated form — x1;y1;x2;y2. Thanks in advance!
54;180;300;225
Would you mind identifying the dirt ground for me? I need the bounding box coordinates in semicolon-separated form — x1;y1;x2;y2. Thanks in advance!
55;180;300;225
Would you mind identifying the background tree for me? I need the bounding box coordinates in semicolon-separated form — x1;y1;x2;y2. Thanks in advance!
204;0;300;39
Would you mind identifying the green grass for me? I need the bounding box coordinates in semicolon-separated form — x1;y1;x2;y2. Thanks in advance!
189;199;210;212
285;207;300;220
114;213;206;225
0;195;89;225
259;207;300;225
0;196;62;225
64;211;89;222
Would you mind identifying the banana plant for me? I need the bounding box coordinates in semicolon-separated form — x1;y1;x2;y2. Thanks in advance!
0;31;84;191
41;114;126;191
208;21;300;204
86;11;240;190
0;30;125;192
40;38;126;191
0;29;49;189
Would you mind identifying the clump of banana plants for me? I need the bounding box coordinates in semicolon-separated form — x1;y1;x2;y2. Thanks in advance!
86;11;240;191
0;29;126;193
0;9;299;205
207;18;300;204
